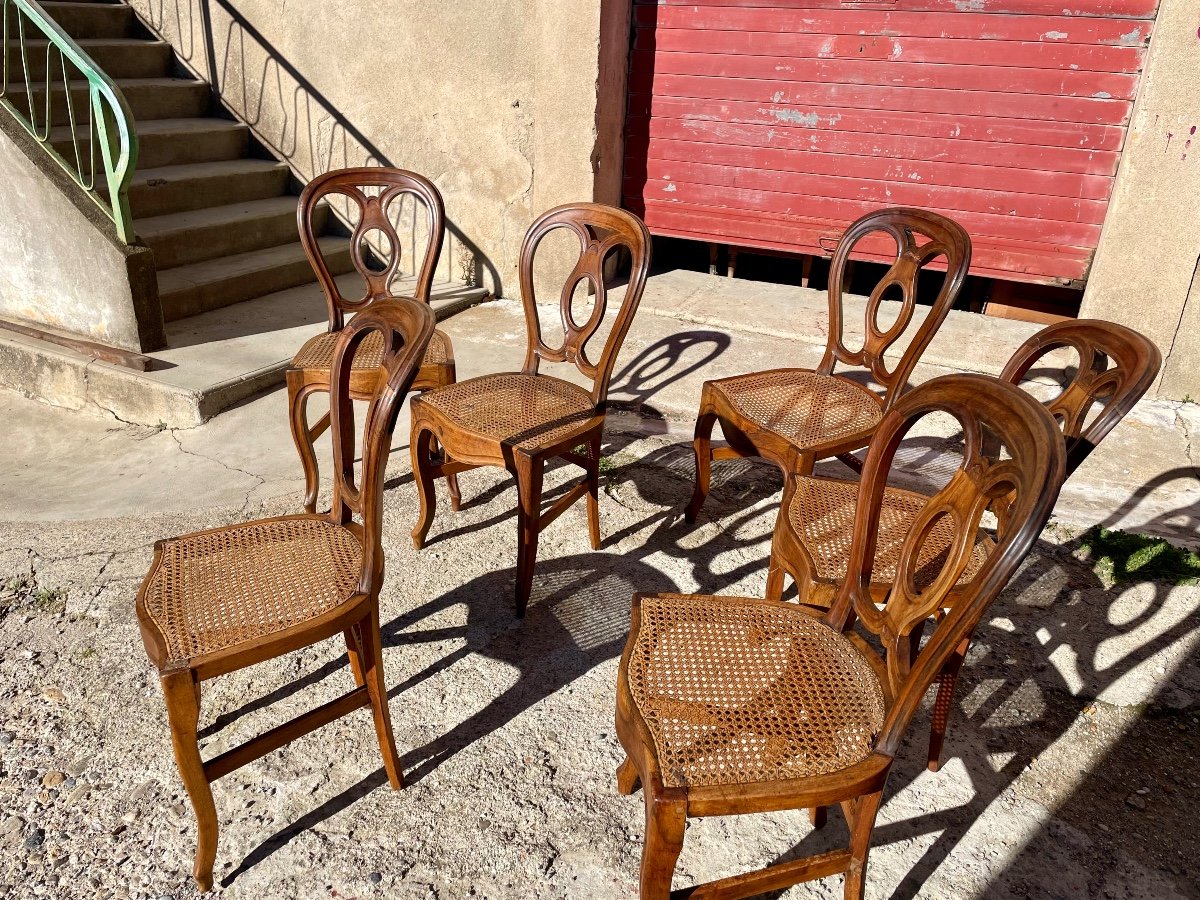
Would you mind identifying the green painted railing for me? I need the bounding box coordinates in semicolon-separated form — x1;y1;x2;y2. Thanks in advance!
1;0;138;242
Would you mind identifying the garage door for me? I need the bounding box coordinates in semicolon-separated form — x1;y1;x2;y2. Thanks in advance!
623;0;1159;287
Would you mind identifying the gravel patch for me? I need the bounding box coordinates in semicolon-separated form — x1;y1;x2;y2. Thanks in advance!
0;428;1196;898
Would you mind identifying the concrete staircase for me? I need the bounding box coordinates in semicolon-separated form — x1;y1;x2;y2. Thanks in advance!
1;0;486;426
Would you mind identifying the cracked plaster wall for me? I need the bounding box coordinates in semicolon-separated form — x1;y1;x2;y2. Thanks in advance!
0;126;160;353
126;0;605;300
1083;0;1200;400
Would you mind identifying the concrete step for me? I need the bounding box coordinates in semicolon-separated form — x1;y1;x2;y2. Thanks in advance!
6;38;172;79
120;158;290;218
5;77;209;125
49;117;249;169
136;195;320;269
7;1;134;39
157;237;355;322
0;277;491;427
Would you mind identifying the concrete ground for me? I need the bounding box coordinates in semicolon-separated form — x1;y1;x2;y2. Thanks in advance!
0;270;1198;899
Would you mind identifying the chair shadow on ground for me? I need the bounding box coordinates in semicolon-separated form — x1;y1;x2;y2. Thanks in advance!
607;329;730;417
216;309;1196;896
220;549;678;886
742;469;1200;899
219;448;767;884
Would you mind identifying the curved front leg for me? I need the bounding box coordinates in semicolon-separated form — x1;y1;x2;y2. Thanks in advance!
639;794;686;900
685;388;718;523
288;379;328;514
162;668;218;892
410;425;438;549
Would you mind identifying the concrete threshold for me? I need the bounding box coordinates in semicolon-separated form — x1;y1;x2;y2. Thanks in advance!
0;274;489;428
636;268;1044;378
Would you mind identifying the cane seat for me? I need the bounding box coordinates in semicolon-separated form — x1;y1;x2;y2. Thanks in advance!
624;593;886;788
139;516;363;666
291;326;451;373
785;476;991;589
710;369;883;451
416;372;598;453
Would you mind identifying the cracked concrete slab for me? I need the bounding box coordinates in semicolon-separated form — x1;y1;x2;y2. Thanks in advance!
8;271;1196;546
0;428;1196;899
0;267;1197;898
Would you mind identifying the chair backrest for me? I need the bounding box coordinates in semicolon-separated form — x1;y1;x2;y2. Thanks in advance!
819;208;972;410
298;166;446;331
825;373;1064;757
328;298;436;594
1000;319;1161;476
518;203;652;406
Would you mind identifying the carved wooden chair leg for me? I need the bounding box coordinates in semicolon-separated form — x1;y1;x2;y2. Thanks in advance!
513;454;544;618
809;805;827;829
344;625;366;687
685;398;718;523
161;668;218;892
928;635;970;772
428;433;462;511
843;789;884;900
765;556;786;602
410;426;438;550
585;432;602;550
357;606;404;789
640;795;686;900
616;756;641;795
288;381;328;514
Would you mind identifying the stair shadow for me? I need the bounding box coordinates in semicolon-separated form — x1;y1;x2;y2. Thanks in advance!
188;0;501;295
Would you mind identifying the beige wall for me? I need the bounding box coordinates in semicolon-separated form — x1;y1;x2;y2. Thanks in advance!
1082;0;1200;399
0;121;162;353
128;0;610;298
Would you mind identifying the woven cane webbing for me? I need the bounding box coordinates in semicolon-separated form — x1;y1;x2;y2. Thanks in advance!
786;476;990;588
626;594;886;788
420;373;596;449
142;518;363;664
713;370;881;448
291;327;450;371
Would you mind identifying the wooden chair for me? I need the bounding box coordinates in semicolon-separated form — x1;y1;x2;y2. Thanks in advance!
766;318;1161;771
136;299;436;890
685;208;971;522
409;202;651;616
615;373;1065;900
287;166;460;514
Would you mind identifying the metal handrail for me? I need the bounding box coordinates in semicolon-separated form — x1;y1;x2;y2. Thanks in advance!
0;0;138;242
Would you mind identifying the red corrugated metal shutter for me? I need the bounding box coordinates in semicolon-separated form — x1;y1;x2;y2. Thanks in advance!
623;0;1159;287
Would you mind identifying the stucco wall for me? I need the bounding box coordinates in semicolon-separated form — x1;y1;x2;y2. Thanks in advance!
0;121;162;353
127;0;609;299
1082;0;1200;399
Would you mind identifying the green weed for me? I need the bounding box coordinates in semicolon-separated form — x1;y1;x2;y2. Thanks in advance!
2;575;66;614
1077;526;1200;588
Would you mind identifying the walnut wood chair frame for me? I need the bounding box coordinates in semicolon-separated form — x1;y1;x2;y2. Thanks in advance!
409;202;651;616
286;166;460;513
767;318;1161;771
136;300;435;890
685;207;972;523
616;374;1065;899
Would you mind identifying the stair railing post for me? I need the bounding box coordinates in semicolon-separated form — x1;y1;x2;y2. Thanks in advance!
0;0;139;243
